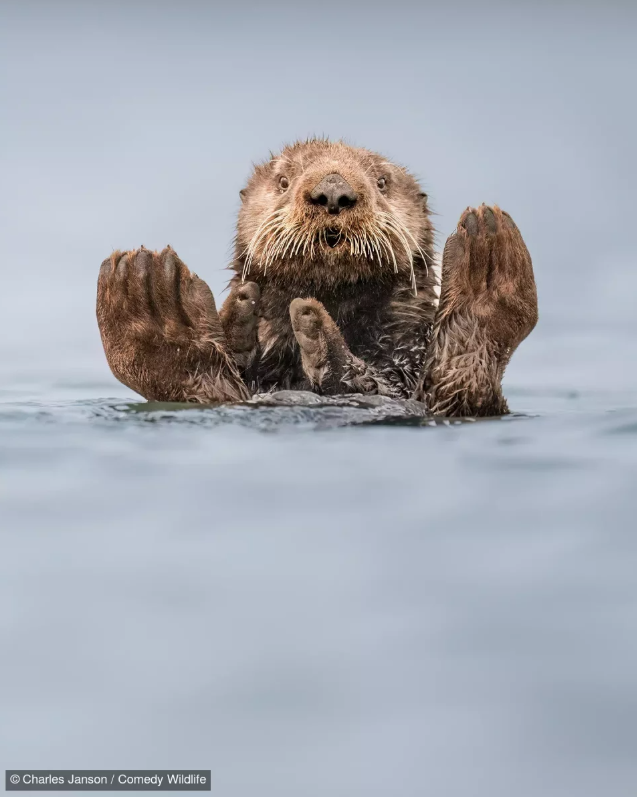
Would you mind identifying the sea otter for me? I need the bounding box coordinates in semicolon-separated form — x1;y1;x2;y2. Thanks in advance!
96;139;538;416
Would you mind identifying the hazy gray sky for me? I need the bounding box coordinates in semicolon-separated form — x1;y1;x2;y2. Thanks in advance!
1;0;635;387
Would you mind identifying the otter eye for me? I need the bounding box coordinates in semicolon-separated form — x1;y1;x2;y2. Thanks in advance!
377;177;387;191
279;176;290;190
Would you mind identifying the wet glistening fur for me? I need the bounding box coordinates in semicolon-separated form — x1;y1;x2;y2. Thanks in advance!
97;138;538;416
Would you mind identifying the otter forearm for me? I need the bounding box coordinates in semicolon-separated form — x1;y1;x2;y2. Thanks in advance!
419;312;508;417
414;204;537;417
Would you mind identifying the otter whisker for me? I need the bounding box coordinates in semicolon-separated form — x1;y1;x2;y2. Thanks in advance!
368;231;384;265
261;230;286;275
360;230;369;260
251;229;278;276
243;208;290;279
271;225;297;259
390;220;423;294
376;228;398;273
388;210;431;272
386;223;413;267
305;232;314;260
240;216;278;263
292;233;306;258
373;231;391;266
280;228;302;261
247;209;287;250
362;231;372;260
378;211;418;293
378;212;412;255
374;233;388;266
368;234;377;262
243;210;289;279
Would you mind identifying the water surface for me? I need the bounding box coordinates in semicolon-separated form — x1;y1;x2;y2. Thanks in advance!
1;323;636;797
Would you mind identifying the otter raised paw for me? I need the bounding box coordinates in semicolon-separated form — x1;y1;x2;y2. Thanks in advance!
418;204;538;416
290;298;396;396
97;247;249;403
219;281;261;371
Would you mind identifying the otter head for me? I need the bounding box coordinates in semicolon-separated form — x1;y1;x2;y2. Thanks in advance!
235;139;433;291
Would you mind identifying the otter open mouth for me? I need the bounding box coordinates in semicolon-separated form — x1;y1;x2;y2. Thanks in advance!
324;228;342;248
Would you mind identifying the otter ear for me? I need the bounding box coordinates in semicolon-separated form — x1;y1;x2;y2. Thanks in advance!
239;189;247;202
419;192;428;206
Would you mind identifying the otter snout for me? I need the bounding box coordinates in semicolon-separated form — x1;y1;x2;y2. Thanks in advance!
309;173;358;215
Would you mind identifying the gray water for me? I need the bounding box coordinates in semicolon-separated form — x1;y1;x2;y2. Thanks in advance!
2;1;637;794
2;325;637;796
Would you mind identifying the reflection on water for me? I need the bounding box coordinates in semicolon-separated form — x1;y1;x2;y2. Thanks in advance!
1;373;637;797
0;348;635;797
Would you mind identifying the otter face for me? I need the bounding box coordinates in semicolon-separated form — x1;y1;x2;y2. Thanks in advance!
236;139;433;289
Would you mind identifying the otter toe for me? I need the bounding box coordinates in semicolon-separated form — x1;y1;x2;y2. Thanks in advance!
481;205;497;233
114;251;130;283
101;254;114;278
501;209;518;230
159;247;183;286
133;247;152;276
460;208;479;236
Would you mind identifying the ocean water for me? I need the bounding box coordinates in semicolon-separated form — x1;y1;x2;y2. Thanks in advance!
1;317;636;797
2;1;636;792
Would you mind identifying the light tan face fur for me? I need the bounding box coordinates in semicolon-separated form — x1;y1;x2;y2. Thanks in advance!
236;139;433;289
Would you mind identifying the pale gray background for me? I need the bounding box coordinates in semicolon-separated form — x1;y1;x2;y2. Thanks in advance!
1;0;635;397
1;2;637;796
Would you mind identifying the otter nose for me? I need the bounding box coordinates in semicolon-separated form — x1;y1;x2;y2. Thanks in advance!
309;173;358;214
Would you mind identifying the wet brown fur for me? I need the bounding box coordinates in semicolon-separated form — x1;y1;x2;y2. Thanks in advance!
415;204;538;415
96;139;538;416
97;247;249;403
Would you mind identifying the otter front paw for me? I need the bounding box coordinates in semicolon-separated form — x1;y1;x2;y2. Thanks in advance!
441;204;538;349
419;205;537;416
289;298;394;396
219;281;261;370
97;247;249;403
289;298;349;393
